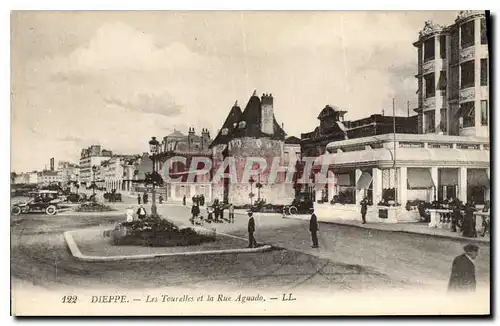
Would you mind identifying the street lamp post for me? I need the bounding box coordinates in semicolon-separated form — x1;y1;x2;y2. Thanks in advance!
249;176;255;206
149;136;160;218
91;165;98;196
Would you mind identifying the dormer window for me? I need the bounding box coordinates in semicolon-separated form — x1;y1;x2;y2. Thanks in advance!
221;128;229;135
238;121;246;129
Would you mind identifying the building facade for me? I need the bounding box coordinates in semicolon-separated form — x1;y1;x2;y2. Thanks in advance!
209;92;295;205
57;161;79;186
311;134;489;223
79;145;113;186
301;105;419;157
101;155;141;192
413;11;489;137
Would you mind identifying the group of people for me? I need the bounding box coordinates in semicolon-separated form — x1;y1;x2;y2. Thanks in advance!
125;204;149;222
182;194;205;207
137;192;164;205
189;199;235;225
308;207;481;293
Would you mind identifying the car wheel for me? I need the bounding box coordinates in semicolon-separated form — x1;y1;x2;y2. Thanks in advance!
12;206;22;216
46;205;57;215
289;206;298;216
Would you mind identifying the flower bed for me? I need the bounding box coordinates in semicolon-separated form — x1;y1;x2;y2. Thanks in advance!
108;218;216;247
76;202;116;212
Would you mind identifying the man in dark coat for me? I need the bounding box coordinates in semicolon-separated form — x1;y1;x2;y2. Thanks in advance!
137;194;141;205
143;192;148;204
136;205;147;220
247;211;257;248
183;195;186;206
463;202;477;238
309;208;319;248
448;244;479;293
191;204;200;225
360;197;368;224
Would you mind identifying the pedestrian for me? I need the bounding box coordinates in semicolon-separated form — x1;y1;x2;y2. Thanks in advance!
207;205;214;223
309;208;319;248
143;192;148;204
137;194;141;205
183;195;186;206
448;244;479;293
220;204;225;222
125;206;134;222
247;211;257;248
462;202;477;238
214;204;220;223
451;203;462;232
200;194;205;206
360;197;368;224
159;194;164;204
136;205;147;220
191;204;200;225
192;195;197;206
229;204;235;223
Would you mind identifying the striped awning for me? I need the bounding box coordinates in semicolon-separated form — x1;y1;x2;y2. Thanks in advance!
407;168;435;189
439;168;459;186
337;174;352;186
467;169;490;187
356;172;373;190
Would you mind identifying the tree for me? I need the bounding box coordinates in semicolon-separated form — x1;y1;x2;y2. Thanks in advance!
10;172;17;184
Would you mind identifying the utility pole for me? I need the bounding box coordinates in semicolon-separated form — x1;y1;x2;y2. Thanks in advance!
407;100;410;117
393;98;398;205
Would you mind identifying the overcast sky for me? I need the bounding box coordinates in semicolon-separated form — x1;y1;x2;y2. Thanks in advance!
11;10;460;172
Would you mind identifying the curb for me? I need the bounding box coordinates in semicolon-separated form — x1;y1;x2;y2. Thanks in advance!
63;231;273;262
283;216;490;245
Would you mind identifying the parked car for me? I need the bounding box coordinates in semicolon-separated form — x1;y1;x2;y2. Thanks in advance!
104;192;122;202
11;190;62;216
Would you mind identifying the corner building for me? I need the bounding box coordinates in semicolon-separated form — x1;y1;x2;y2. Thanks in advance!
413;10;489;137
210;91;296;205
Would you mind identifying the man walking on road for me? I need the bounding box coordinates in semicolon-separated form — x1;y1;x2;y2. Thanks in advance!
309;208;319;248
360;197;368;224
228;204;235;223
247;211;257;248
448;244;479;293
137;194;141;205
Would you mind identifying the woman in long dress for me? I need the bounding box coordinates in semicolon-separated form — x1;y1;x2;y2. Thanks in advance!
462;202;476;238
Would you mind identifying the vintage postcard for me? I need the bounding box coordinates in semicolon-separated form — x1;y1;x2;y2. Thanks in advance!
10;10;491;316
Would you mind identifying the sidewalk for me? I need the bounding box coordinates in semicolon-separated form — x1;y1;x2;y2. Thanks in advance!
284;215;490;244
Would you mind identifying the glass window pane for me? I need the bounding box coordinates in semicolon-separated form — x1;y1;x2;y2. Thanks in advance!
424;73;435;98
481;18;488;44
481;100;488;126
481;59;488;86
424;38;435;62
461;60;475;89
461;21;475;48
461;102;475;128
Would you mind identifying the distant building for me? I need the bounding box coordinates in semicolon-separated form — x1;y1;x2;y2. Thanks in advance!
38;170;59;186
413;10;489;137
301;105;419;157
79;145;113;185
13;171;39;185
57;161;79;186
101;155;141;192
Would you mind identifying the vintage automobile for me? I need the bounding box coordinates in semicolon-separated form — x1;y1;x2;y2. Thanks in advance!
11;190;63;216
283;194;314;216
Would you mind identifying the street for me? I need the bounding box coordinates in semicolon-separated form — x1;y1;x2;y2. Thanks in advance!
10;198;490;294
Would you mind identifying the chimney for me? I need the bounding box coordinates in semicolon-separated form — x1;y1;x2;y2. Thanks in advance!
261;93;274;135
50;158;54;171
201;128;211;149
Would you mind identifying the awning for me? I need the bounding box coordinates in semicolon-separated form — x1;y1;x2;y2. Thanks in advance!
407;168;435;189
337;174;352;186
439;168;459;186
467;169;490;187
356;172;373;190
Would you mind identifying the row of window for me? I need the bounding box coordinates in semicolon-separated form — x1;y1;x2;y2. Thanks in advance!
423;58;488;98
423;18;488;63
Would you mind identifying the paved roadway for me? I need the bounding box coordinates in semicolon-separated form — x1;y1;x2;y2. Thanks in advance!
10;198;490;294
